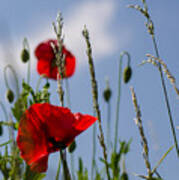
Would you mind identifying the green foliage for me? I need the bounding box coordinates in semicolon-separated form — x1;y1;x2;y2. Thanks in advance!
0;145;23;180
95;172;103;180
119;139;132;155
23;166;46;180
77;158;89;180
11;80;50;122
99;139;131;179
0;146;11;179
11;82;29;122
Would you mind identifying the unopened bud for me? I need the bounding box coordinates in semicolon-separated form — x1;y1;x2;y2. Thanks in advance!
6;89;14;103
68;140;76;153
121;172;128;180
0;125;3;136
21;48;30;63
103;88;112;102
123;66;132;83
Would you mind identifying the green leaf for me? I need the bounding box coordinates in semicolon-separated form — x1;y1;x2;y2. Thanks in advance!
23;165;46;180
119;139;132;155
77;158;89;180
11;87;29;122
79;158;83;174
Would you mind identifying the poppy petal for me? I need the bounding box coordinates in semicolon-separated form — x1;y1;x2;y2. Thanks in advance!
37;59;58;80
35;40;57;61
34;39;76;80
17;103;97;173
73;113;97;133
40;103;77;146
30;155;49;173
62;47;76;77
17;105;48;168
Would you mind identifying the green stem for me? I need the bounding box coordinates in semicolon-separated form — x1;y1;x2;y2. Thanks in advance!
23;38;31;84
91;121;97;179
0;140;12;147
60;150;71;180
36;75;46;92
55;154;61;180
65;79;71;107
70;154;75;180
65;79;75;180
0;101;8;121
27;56;31;84
4;64;20;98
107;101;111;150
152;35;179;157
114;56;122;152
114;51;131;152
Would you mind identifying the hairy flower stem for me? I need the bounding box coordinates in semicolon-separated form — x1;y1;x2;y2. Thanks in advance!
65;79;75;180
152;36;179;157
82;26;111;180
35;75;46;92
55;157;61;180
60;151;71;180
27;56;31;84
114;51;131;152
4;64;20;98
107;101;111;150
91;111;97;179
131;87;152;178
53;12;71;180
23;38;31;84
114;57;122;152
0;101;8;121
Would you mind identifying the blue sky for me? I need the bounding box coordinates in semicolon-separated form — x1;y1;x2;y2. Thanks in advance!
0;0;179;179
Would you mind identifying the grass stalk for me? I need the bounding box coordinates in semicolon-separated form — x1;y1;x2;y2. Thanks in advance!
82;26;111;180
53;12;71;180
130;87;152;178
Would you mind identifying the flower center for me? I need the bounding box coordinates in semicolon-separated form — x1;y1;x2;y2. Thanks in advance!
48;137;66;150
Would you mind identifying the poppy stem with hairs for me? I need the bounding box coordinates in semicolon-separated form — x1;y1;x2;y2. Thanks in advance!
4;64;20;98
114;51;131;153
60;150;71;180
65;79;75;180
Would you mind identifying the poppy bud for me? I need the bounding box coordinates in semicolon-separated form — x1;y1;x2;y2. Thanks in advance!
68;140;76;153
21;48;30;63
0;125;3;136
123;66;132;83
103;88;112;102
120;172;128;180
6;89;14;103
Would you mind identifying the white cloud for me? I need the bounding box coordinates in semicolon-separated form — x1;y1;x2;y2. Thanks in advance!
63;0;118;66
0;0;131;77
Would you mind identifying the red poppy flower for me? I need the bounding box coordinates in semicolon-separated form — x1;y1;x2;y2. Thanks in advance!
34;39;76;80
17;103;97;173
